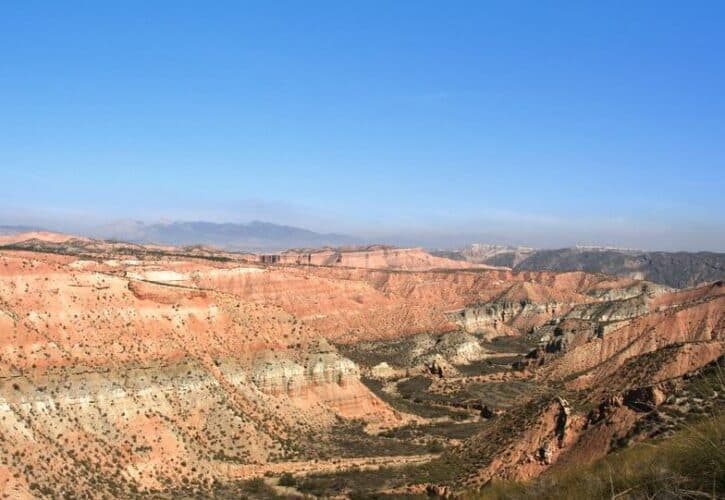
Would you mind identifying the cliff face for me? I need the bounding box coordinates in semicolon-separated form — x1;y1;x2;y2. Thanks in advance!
248;340;398;423
544;287;724;385
448;280;619;337
564;293;649;322
452;301;558;337
251;353;306;395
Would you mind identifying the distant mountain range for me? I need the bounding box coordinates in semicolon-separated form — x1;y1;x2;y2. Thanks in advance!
0;221;359;251
3;222;724;287
434;244;725;288
0;225;43;234
97;220;360;251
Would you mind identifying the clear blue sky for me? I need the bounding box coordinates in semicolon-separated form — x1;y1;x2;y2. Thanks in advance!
1;1;724;250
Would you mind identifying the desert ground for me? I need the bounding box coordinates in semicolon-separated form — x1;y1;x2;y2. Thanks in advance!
0;232;722;498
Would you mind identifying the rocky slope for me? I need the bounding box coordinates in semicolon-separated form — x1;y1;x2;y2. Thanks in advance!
0;232;722;497
0;246;405;497
452;280;724;493
443;244;725;288
515;248;725;288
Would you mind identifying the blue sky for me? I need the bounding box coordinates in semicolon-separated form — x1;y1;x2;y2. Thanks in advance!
1;1;724;250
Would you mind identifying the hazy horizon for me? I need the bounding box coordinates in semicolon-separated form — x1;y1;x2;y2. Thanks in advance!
1;213;723;253
2;2;724;251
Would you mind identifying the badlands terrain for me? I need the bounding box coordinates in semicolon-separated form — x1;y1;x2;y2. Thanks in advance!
0;232;722;498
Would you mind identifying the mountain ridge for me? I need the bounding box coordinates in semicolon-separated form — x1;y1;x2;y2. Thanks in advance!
435;244;725;288
0;220;360;252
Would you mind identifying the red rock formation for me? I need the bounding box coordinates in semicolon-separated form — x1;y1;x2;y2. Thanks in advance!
0;236;721;497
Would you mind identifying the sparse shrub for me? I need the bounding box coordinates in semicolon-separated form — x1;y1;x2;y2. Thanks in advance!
244;477;266;493
427;440;445;453
278;472;296;487
469;414;725;500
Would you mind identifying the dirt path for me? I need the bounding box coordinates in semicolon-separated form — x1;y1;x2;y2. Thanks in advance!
218;453;438;480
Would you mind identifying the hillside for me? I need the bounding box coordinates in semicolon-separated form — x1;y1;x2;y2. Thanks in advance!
0;234;721;498
471;411;724;499
439;245;725;288
514;248;725;288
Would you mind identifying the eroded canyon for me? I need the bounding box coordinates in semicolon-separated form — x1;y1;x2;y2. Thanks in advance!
0;233;722;498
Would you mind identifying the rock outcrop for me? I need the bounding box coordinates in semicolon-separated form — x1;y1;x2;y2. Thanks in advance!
251;352;306;396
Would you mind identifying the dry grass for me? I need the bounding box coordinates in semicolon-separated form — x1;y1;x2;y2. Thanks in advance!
469;414;725;500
